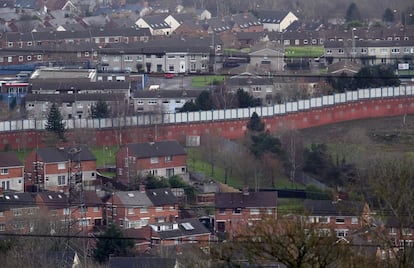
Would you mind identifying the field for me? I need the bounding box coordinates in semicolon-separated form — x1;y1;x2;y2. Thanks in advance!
191;75;225;87
285;46;324;58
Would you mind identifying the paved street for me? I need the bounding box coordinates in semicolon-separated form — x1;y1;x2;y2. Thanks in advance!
146;75;196;90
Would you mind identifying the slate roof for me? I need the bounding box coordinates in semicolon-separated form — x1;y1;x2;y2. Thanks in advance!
108;257;176;268
82;191;103;207
35;191;69;209
385;216;414;228
151;218;210;240
30;81;131;92
140;14;170;29
37;145;96;163
0;192;36;211
227;73;274;86
215;191;278;208
257;10;290;23
25;93;125;102
126;140;186;159
114;191;152;207
303;199;365;217
15;0;37;9
0;151;23;167
146;188;178;206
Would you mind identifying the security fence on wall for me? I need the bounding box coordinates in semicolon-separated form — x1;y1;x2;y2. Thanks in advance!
0;85;413;132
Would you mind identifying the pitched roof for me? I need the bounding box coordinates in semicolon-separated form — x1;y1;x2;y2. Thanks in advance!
114;191;152;207
82;191;103;207
151;218;210;240
303;199;365;216
35;191;69;209
0;151;23;167
257;10;290;23
37;145;96;163
0;192;36;211
25;93;126;102
133;89;203;99
215;191;278;208
146;188;178;206
140;14;170;29
126;140;186;159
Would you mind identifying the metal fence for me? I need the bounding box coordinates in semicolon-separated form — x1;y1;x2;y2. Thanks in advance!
0;85;412;132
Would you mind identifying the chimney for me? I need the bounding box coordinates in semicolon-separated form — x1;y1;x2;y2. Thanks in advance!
139;184;146;193
242;185;249;195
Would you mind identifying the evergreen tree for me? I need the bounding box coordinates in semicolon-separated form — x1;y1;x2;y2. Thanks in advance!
195;90;214;110
345;3;361;23
247;112;264;132
383;8;395;23
236;88;258;108
45;103;66;140
91;99;110;119
92;224;134;263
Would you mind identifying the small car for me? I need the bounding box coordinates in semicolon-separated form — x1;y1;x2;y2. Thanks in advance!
164;73;174;79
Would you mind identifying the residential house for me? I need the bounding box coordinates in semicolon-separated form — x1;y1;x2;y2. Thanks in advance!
148;218;211;246
323;39;414;66
303;199;371;239
34;191;72;233
206;13;262;34
109;187;179;229
215;189;278;240
0;192;38;233
385;216;414;248
164;13;196;33
24;145;97;193
196;9;212;21
249;41;285;72
116;140;187;186
135;14;171;36
256;10;298;32
71;190;105;232
0;152;24;192
327;60;363;75
132;89;204;114
226;72;276;106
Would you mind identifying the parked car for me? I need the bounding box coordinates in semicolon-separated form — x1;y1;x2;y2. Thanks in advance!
164;73;174;79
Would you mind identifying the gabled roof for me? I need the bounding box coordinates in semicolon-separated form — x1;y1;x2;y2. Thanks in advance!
146;188;178;206
303;199;365;217
215;191;278;208
30;81;130;92
227;73;274;86
114;191;152;207
25;93;126;103
82;191;103;207
257;10;290;23
0;151;23;167
140;14;170;29
37;145;96;163
0;192;36;211
126;140;186;159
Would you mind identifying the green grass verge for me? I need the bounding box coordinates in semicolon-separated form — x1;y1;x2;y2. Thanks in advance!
191;75;225;88
285;46;324;58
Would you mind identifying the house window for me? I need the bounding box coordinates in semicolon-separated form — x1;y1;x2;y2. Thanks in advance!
266;208;273;215
351;217;358;224
156;207;163;212
136;55;143;61
336;229;348;237
190;55;196;60
219;208;226;215
326;49;332;54
58;175;66;186
124;56;133;62
37;55;42;60
0;223;4;231
58;163;65;170
169;65;174;72
303;39;308;45
79;218;90;226
250;208;260;215
338;49;344;54
319;216;329;224
140;207;148;213
12;208;22;216
295;39;300;45
63;208;70;215
335;218;345;224
0;168;8;175
403;228;412;236
165;156;172;162
8;42;13;47
233;208;242;214
0;211;3;217
27;55;32;61
283;39;290;45
150;157;159;164
166;168;174;177
18;56;23;62
217;221;226;232
128;208;134;215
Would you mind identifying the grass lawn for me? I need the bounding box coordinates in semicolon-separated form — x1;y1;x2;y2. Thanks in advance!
277;198;304;215
285;46;324;58
191;75;225;88
90;145;119;168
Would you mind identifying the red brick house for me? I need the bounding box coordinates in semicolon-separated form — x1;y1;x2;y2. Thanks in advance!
70;190;105;232
385;216;414;248
24;145;97;193
215;189;278;240
0;152;24;192
0;192;38;233
303;199;371;239
109;187;179;230
116;140;187;186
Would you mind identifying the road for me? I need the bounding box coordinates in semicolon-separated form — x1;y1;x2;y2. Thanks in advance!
146;75;196;91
